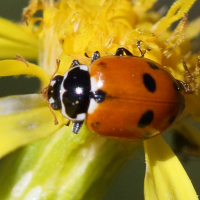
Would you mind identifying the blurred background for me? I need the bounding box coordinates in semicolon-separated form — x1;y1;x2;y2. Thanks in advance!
0;0;200;199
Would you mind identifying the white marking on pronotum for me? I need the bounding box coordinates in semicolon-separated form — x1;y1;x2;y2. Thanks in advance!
50;80;56;87
79;65;88;71
88;98;98;114
90;77;98;92
11;171;32;198
76;113;86;121
61;107;86;121
91;76;103;91
24;186;42;200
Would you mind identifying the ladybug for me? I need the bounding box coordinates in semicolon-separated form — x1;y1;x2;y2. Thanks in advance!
42;42;191;141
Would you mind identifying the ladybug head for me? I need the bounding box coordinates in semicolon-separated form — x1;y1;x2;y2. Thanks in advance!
46;75;64;110
41;75;64;109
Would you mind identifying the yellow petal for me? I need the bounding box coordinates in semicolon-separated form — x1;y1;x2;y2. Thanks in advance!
0;94;67;158
0;17;38;59
0;37;38;60
144;136;198;200
0;60;50;88
152;0;197;34
0;17;38;48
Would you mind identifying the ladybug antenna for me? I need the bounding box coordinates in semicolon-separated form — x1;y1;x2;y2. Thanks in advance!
41;59;61;100
85;51;90;58
41;59;61;125
47;59;61;125
66;120;71;126
51;59;60;80
41;88;59;125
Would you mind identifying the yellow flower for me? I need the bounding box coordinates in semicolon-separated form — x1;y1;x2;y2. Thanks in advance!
0;0;200;199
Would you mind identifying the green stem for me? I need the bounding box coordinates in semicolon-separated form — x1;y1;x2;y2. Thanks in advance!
0;125;141;200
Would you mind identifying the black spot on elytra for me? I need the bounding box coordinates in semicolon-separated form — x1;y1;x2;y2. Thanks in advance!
173;81;179;91
138;110;154;128
169;116;176;124
91;121;100;129
97;62;107;68
143;73;156;92
147;61;159;70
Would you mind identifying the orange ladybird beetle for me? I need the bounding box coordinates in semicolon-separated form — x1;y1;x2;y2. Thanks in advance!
42;41;198;141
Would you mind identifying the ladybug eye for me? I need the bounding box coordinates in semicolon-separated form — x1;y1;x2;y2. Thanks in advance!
48;75;63;110
60;65;91;121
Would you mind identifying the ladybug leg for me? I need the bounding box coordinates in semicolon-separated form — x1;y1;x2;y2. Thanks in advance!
177;57;200;93
66;120;71;126
72;121;84;134
136;41;151;57
137;41;145;57
115;48;133;56
85;51;90;58
91;51;101;63
182;57;200;80
47;59;61;80
176;80;194;93
85;51;101;63
71;59;80;68
194;56;200;78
